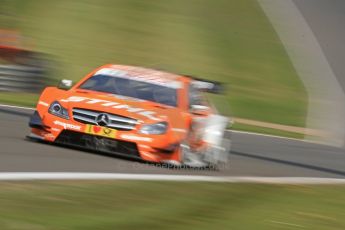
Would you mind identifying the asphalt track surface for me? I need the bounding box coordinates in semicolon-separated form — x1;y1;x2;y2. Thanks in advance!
293;0;345;93
0;106;344;178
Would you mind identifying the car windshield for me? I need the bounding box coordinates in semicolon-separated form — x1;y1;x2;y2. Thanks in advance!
78;74;178;107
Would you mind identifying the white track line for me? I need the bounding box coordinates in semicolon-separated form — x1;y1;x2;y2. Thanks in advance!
0;173;344;184
0;103;34;110
231;130;302;141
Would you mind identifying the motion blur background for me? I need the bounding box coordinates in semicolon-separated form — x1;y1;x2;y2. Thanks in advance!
1;0;345;229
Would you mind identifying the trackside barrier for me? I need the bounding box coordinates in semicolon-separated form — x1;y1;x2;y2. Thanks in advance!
0;64;47;93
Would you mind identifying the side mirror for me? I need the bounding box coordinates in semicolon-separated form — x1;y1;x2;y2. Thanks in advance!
57;79;73;90
190;105;210;115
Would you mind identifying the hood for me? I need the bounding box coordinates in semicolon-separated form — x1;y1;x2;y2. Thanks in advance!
58;89;180;123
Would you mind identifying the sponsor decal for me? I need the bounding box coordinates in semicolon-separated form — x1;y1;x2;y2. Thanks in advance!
120;134;152;142
95;68;182;89
60;96;160;121
38;101;49;107
172;128;187;133
85;124;116;138
44;133;56;139
53;120;81;131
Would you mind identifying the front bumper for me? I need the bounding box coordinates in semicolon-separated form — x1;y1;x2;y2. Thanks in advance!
29;110;45;129
28;110;181;163
55;130;141;159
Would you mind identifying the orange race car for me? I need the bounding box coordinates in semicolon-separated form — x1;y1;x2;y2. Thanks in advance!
28;64;230;167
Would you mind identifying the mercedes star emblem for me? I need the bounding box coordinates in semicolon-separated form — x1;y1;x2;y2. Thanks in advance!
96;113;109;126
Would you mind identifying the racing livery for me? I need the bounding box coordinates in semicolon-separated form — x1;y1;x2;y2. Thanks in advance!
28;64;230;167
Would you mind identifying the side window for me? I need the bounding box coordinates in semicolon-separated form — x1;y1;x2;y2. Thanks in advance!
188;84;204;108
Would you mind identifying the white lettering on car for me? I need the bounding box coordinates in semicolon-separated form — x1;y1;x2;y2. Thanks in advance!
45;133;56;139
172;128;187;133
138;111;160;121
38;101;49;107
60;96;160;120
86;99;109;104
120;134;152;142
101;102;119;106
113;104;130;109
127;108;144;113
53;120;81;131
60;96;86;102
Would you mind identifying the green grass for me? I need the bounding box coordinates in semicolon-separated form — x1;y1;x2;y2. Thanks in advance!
232;122;305;139
0;92;39;107
0;0;307;127
0;181;344;229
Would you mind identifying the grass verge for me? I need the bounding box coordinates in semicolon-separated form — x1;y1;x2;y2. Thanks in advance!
0;92;39;108
231;122;305;139
0;181;344;229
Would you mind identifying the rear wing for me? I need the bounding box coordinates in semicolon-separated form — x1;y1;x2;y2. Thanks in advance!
186;76;224;94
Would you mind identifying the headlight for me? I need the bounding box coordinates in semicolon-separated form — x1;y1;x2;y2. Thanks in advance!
139;122;168;135
48;101;69;119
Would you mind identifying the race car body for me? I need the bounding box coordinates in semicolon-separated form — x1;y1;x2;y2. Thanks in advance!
28;64;230;166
